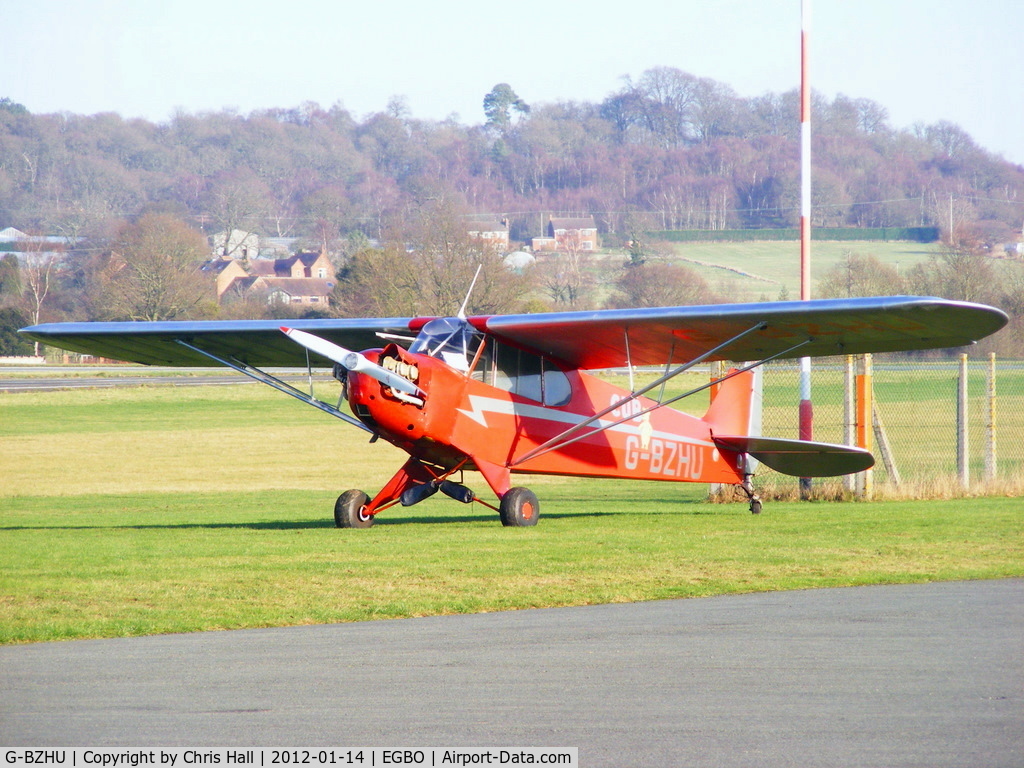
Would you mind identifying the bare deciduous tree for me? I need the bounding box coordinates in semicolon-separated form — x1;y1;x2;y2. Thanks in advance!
206;170;272;258
98;214;214;321
334;245;421;317
819;251;905;298
607;262;718;309
906;245;996;306
336;197;531;317
19;237;63;354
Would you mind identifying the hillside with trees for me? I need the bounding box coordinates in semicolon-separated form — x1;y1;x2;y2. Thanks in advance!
1;69;1023;355
2;71;1022;246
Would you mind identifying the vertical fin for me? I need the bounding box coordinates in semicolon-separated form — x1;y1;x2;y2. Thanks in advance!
703;368;760;438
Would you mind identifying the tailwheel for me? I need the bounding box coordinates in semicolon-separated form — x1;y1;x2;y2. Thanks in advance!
739;473;762;515
499;487;540;527
335;489;373;528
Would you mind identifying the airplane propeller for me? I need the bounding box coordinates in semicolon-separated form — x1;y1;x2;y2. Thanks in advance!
280;326;424;399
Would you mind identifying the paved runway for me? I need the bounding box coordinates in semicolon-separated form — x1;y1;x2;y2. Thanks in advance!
2;580;1021;767
0;369;332;392
0;375;247;391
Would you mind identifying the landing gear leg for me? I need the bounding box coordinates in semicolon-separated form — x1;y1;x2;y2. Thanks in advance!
740;474;762;515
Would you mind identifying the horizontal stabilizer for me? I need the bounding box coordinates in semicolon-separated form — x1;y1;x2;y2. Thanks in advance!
713;435;874;477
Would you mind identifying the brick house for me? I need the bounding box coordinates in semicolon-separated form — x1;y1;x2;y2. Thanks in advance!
201;252;336;306
246;252;334;280
259;277;335;306
467;218;510;252
531;216;598;252
200;258;250;299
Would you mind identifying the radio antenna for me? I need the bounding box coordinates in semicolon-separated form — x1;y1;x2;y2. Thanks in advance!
457;264;483;320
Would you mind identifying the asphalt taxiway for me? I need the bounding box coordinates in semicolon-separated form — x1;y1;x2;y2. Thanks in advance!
0;367;332;392
1;580;1021;767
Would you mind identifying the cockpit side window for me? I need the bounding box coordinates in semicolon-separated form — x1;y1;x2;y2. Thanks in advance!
487;340;571;406
410;319;571;406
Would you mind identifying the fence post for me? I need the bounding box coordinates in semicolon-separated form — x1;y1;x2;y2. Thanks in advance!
985;353;996;482
872;402;902;487
709;359;723;401
957;353;969;490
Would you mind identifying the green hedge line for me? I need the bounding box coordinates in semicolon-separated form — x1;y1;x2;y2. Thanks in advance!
648;227;940;243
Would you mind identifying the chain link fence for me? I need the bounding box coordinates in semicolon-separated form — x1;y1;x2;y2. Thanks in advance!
753;355;1024;498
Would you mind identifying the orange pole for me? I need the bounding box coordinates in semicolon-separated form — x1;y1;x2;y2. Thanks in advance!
856;372;873;452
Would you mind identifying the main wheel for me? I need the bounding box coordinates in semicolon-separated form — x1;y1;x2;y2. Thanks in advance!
499;487;540;527
335;490;373;528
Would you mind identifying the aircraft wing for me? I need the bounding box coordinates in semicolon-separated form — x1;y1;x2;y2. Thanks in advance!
18;317;421;367
479;297;1008;369
20;297;1007;369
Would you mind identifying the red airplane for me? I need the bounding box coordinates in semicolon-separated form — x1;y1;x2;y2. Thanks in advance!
20;296;1006;526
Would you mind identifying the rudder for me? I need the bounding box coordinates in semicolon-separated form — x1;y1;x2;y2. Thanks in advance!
702;366;762;438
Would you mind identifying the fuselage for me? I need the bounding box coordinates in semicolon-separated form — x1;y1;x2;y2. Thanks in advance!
345;339;749;495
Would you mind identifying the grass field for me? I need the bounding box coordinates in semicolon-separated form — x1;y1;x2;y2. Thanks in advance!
572;239;945;305
2;381;1022;645
661;240;944;301
757;360;1024;490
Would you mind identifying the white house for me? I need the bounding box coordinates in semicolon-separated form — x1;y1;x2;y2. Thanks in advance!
212;230;260;259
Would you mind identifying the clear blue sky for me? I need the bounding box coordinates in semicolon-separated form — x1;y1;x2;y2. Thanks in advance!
6;0;1023;165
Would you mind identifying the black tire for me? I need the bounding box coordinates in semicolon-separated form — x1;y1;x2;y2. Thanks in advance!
750;499;763;515
335;490;373;528
499;487;540;527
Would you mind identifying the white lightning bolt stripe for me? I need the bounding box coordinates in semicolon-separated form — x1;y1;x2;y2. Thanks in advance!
456;395;716;449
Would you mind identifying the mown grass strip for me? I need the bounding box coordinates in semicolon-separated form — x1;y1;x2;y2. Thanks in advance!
2;380;1021;644
2;487;1021;644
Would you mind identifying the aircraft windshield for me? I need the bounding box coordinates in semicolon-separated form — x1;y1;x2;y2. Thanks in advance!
409;317;480;372
409;318;572;406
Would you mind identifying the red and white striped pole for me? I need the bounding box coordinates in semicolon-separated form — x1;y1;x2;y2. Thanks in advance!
799;0;813;497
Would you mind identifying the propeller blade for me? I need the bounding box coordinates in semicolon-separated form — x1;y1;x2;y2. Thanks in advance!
280;327;423;398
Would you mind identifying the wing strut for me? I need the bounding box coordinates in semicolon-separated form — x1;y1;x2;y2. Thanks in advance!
511;321;771;466
510;331;810;467
174;339;372;433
